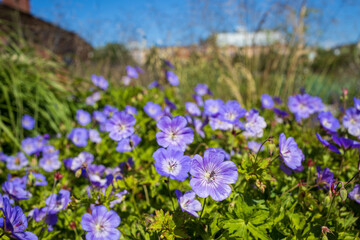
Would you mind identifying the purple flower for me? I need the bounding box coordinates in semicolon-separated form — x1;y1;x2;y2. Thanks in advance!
103;105;118;117
194;84;211;96
31;173;48;186
288;94;324;122
148;80;159;89
343;107;360;138
204;99;224;117
109;190;128;208
354;97;360;111
273;108;289;118
316;166;335;190
244;109;267;138
45;190;71;214
81;205;121;240
6;152;28;170
21;138;37;155
164;98;177;110
39;153;61;172
0;198;38;240
71;151;94;171
76;109;91;126
193;94;204;107
332;135;354;150
166;71;179;86
22;115;35;130
194;118;205;138
190;148;238;201
116;134;141;153
348;184;360;204
135;66;144;74
261;94;274;109
248;141;265;153
143;102;164;120
219;100;246;124
164;59;174;68
93;111;107;123
153;148;191;181
89;129;102;143
279;133;304;170
315;133;340;154
68;128;88;147
2;181;31;200
318;111;340;132
86;91;101;105
126;65;139;79
185;102;201;116
105;111;136;141
91;75;109;90
156;116;194;151
175;190;202;217
121;76;132;86
125;105;138;115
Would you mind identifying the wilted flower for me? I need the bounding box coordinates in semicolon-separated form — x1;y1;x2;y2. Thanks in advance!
76;109;91;126
105;111;136;141
189;148;238;201
318;111;340;132
153;148;191;181
22;114;35;130
0;198;38;240
156;115;194;151
166;71;179;86
185;102;201;116
175;190;202;217
68;128;88;147
81;205;121;240
315;133;340;154
279;133;304;170
261;94;274;109
316;166;335;191
348;184;360;204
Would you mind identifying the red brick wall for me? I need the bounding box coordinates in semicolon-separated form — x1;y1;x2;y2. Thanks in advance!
2;0;30;13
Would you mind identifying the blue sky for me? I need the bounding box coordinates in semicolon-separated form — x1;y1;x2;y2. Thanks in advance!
29;0;360;48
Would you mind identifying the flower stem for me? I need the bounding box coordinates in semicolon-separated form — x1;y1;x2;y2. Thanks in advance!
254;137;272;163
323;172;359;226
167;177;175;212
199;197;207;220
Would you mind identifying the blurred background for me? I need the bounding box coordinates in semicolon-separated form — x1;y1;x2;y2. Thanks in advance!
1;0;360;143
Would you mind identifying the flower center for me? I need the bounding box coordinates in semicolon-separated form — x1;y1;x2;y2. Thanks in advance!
15;158;20;165
167;160;178;172
204;170;216;182
95;223;105;232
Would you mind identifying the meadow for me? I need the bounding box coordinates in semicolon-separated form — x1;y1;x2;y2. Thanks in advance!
0;36;360;240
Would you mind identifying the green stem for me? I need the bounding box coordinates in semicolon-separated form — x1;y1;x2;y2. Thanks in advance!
167;177;175;212
323;172;359;226
199;197;207;220
254;137;272;163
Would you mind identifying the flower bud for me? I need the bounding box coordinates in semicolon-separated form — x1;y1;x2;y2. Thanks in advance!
340;187;347;202
75;169;82;178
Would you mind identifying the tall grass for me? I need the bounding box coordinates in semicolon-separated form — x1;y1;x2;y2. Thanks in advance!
0;32;75;152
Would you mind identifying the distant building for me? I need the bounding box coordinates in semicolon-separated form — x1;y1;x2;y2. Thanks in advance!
216;27;286;48
0;0;93;61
